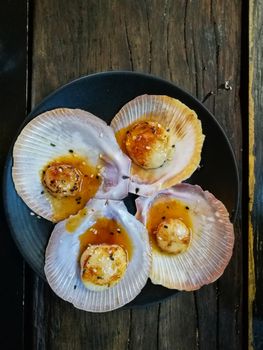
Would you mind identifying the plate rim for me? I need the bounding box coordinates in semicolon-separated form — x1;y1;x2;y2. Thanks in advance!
2;70;240;304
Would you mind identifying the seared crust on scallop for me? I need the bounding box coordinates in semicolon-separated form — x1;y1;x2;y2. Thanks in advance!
80;244;128;290
155;218;190;254
125;121;170;169
42;164;83;198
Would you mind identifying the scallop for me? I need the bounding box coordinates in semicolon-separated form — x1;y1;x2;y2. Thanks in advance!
110;95;205;196
12;108;131;222
44;199;151;312
135;183;234;291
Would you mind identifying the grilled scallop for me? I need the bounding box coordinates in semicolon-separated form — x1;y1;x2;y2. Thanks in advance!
111;95;204;196
125;121;170;169
135;183;234;291
12;108;131;222
44;199;151;312
80;244;128;291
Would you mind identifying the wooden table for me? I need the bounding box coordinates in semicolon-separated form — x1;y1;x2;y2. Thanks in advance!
0;1;261;349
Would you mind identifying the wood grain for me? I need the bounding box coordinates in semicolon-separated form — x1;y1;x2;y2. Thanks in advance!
28;1;243;349
0;1;28;349
249;1;263;349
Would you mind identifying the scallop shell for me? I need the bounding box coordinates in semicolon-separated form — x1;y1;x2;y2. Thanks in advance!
44;199;151;312
12;108;131;221
110;95;205;196
135;184;234;291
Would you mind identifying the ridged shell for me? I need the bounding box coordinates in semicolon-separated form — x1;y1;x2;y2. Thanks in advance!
12;108;131;221
110;95;204;196
44;199;151;312
135;184;234;291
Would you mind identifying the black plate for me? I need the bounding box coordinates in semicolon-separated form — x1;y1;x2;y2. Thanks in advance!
3;71;239;307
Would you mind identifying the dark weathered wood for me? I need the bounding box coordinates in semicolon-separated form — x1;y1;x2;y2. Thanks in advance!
0;1;28;349
249;1;263;349
28;1;243;349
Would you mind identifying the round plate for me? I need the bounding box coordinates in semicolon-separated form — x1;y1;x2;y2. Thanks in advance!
3;71;239;307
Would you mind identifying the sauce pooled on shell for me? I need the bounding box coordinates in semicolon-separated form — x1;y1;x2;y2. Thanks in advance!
77;217;133;289
41;154;101;222
146;198;192;255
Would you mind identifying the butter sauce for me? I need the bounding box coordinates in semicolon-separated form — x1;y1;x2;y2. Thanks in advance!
66;208;88;232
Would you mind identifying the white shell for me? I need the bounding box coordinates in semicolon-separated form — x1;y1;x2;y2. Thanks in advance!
111;95;204;196
44;199;151;312
12;108;131;221
135;184;234;291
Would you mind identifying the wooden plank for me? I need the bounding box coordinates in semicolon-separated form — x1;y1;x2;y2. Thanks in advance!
32;278;131;350
249;1;263;349
29;1;243;349
152;1;242;349
211;2;243;349
0;1;28;349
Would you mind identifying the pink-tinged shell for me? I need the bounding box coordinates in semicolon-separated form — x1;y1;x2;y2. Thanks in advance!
44;199;151;312
135;184;234;291
12;108;131;221
110;95;205;196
